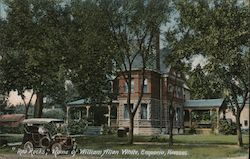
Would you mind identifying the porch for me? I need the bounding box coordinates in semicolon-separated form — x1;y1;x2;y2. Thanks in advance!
184;98;227;134
66;99;119;127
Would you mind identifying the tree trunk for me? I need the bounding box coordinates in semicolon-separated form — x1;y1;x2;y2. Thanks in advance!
129;115;134;144
25;106;29;119
169;106;174;146
236;112;243;147
34;92;43;118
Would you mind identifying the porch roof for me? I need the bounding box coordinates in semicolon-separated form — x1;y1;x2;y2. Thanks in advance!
67;99;90;106
184;98;225;108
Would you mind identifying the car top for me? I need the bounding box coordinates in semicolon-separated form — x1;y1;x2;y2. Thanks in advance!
22;118;64;124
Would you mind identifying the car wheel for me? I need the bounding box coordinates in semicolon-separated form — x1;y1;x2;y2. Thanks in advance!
51;143;62;155
23;141;34;153
39;136;50;148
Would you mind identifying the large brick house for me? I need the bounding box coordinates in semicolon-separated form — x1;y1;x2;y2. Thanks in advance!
114;48;190;135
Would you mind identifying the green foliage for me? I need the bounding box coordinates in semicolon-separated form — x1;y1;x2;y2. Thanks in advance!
67;119;87;135
166;0;249;146
0;125;24;134
219;119;237;135
42;109;65;119
101;125;117;135
187;64;223;99
44;123;67;136
150;135;168;142
0;0;69;117
14;104;34;115
64;0;115;102
189;125;196;134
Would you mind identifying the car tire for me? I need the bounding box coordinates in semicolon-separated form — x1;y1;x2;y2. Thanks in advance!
39;136;50;148
23;141;34;153
51;143;62;155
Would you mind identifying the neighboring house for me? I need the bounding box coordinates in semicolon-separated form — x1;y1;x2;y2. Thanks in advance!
113;47;189;135
224;98;249;130
183;97;249;134
0;114;25;127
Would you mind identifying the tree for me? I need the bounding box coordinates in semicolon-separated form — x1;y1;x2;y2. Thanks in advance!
0;0;68;118
100;0;170;144
164;52;190;146
167;0;249;147
187;64;223;99
63;0;115;104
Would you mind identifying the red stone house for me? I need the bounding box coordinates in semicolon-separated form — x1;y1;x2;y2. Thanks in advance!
114;48;190;135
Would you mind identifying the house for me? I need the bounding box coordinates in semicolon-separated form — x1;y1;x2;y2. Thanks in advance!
0;114;25;127
224;97;249;130
114;48;189;135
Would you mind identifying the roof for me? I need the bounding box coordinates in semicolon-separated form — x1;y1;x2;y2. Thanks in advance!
184;98;225;108
67;99;90;105
120;47;171;74
0;114;25;122
22;118;64;124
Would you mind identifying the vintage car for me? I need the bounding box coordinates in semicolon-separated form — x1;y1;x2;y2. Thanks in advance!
22;118;76;153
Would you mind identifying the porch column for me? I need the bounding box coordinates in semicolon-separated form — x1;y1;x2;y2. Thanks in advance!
66;106;70;124
188;109;192;127
216;108;220;131
86;106;90;118
108;105;111;127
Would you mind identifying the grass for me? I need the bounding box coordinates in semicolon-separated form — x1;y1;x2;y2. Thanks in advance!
0;134;23;143
74;135;249;159
0;134;249;159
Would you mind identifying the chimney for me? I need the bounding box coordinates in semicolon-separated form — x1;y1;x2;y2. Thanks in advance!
155;28;160;72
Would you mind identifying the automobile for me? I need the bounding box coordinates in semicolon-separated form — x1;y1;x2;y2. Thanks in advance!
22;118;77;153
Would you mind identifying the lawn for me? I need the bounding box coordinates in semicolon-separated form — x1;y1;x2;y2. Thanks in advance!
0;134;249;159
73;135;249;158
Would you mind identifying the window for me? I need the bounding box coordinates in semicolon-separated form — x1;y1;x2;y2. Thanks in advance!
168;84;173;93
176;87;182;98
140;103;148;119
176;107;180;121
143;79;148;93
244;120;248;127
124;79;134;93
124;104;133;119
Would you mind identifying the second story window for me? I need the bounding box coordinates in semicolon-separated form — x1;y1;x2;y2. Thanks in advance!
143;79;148;93
125;79;134;93
176;87;183;98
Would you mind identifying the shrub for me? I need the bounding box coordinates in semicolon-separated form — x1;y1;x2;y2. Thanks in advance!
42;109;65;119
219;119;237;135
101;125;117;135
44;123;67;136
150;135;168;142
68;119;87;135
189;125;196;134
0;125;24;134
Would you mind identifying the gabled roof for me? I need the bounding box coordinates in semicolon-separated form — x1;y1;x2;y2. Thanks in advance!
184;98;225;108
0;114;25;122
